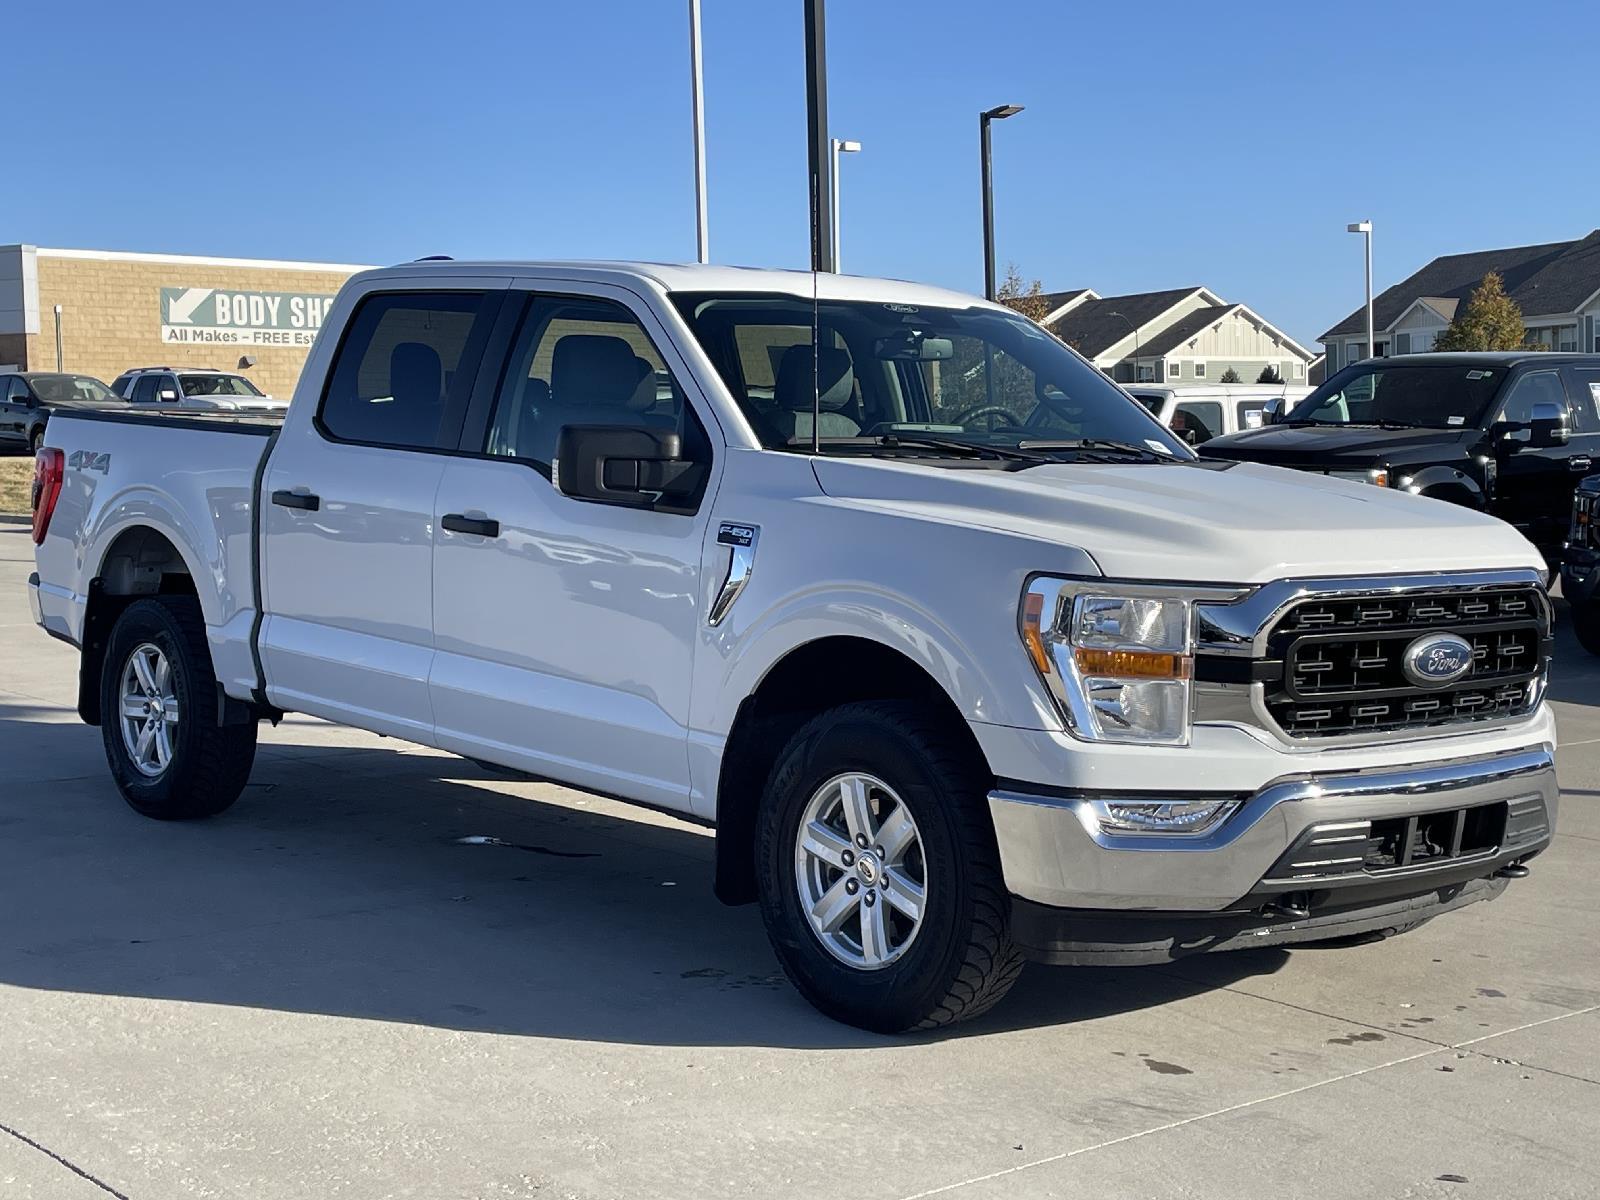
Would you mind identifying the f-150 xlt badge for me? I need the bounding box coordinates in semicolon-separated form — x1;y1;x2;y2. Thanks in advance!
1401;633;1475;688
709;522;759;626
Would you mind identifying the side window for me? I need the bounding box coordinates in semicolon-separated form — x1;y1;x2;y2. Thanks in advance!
1171;400;1223;445
156;374;181;402
319;291;495;450
1498;370;1567;426
110;373;133;397
3;377;25;402
1564;367;1600;432
485;295;701;472
130;375;159;404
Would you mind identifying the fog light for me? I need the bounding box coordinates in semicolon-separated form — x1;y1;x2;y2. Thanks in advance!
1087;797;1240;835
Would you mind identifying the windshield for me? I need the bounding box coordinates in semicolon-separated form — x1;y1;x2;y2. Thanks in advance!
1285;363;1505;429
671;294;1189;460
29;374;115;403
179;373;265;397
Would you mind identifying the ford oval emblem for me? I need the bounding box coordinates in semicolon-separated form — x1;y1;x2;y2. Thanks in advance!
1402;633;1475;689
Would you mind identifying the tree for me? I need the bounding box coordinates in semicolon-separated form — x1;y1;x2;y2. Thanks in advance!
1219;367;1242;383
996;263;1053;324
1256;364;1282;384
1433;271;1529;351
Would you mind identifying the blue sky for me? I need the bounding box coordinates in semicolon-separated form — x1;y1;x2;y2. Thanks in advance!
13;0;1597;346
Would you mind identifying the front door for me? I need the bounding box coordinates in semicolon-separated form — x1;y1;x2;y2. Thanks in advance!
259;285;503;740
0;377;26;442
1491;366;1600;555
429;285;719;814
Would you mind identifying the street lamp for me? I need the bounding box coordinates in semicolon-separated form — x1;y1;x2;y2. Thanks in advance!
1347;220;1373;360
980;103;1024;300
1106;310;1140;382
829;138;861;271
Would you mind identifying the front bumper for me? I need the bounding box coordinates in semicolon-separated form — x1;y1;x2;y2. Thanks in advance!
988;743;1557;915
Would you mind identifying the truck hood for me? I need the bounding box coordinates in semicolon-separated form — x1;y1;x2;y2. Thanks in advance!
1202;424;1475;468
811;456;1540;584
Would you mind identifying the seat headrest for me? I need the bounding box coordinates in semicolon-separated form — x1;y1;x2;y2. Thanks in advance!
551;335;653;411
775;344;855;413
390;342;442;408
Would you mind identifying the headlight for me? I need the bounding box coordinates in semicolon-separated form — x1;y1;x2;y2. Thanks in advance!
1020;580;1197;746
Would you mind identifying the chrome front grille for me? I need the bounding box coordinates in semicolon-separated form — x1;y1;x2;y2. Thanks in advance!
1264;585;1546;739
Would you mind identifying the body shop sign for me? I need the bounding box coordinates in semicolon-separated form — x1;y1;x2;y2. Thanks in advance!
160;287;336;347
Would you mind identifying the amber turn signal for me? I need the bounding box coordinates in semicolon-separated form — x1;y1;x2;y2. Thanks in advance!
1072;646;1190;680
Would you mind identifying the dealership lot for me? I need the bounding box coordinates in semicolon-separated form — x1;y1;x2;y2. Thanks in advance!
0;524;1596;1199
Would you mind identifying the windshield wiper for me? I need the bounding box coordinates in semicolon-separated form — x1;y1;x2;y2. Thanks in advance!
1015;438;1176;461
786;434;1049;463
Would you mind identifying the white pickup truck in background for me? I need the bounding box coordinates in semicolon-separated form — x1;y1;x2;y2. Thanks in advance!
28;260;1558;1031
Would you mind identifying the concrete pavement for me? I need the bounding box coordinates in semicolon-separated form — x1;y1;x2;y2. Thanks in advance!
1;524;1596;1199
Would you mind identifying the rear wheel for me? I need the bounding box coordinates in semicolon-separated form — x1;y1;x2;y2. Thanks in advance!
99;596;257;819
756;701;1023;1032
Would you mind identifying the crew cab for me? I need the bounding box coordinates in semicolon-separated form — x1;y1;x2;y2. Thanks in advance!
1202;353;1600;563
28;262;1559;1032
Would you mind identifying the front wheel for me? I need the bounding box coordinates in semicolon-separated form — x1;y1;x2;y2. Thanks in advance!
1571;597;1600;657
29;427;45;455
100;596;257;819
756;701;1023;1032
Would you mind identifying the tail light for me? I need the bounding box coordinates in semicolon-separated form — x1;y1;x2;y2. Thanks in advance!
31;448;65;546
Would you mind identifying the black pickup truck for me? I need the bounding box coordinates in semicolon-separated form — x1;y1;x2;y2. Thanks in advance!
1202;352;1600;563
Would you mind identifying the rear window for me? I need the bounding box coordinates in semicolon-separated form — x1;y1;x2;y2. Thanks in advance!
318;291;496;449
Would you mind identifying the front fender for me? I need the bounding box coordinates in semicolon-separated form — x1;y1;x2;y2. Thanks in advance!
1402;462;1487;509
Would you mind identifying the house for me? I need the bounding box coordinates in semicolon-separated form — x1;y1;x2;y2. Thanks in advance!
1034;286;1316;385
1319;230;1600;372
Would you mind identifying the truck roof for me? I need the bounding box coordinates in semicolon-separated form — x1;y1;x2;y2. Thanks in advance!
359;259;1004;311
1357;351;1600;367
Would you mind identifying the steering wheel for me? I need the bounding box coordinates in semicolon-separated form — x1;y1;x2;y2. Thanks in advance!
951;404;1015;429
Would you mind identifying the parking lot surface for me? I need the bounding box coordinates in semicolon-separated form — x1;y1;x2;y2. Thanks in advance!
1;522;1596;1200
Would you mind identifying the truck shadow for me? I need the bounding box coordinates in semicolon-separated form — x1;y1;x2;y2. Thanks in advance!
1547;598;1600;707
0;704;1287;1050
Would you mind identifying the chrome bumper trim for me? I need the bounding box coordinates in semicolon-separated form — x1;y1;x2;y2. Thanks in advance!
988;744;1557;912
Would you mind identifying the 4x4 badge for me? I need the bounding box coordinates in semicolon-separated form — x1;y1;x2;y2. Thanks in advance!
710;523;760;626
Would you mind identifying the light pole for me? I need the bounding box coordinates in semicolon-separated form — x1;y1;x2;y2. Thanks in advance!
54;305;63;371
829;138;861;270
1107;310;1140;382
804;0;833;273
1347;220;1373;360
690;0;709;263
980;103;1023;301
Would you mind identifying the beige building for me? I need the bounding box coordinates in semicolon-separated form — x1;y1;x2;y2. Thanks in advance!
1;245;371;400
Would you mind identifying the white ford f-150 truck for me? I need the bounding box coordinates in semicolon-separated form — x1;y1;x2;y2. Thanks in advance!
28;260;1558;1032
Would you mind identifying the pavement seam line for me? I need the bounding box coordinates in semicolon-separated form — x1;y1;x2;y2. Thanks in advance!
891;1045;1445;1200
896;1003;1600;1200
0;1119;132;1200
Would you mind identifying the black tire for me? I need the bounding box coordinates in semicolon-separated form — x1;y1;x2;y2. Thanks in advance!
29;427;45;455
1572;598;1600;657
756;701;1023;1033
99;596;257;819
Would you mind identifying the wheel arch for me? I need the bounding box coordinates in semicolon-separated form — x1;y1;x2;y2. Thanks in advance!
77;525;200;725
712;634;990;906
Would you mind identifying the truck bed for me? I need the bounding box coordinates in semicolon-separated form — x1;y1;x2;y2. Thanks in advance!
31;409;277;704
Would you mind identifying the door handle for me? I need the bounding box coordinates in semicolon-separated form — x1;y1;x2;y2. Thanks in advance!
271;489;320;511
1570;456;1592;473
442;513;500;538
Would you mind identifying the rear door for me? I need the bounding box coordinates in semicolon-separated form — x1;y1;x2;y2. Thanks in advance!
427;283;720;812
258;284;506;740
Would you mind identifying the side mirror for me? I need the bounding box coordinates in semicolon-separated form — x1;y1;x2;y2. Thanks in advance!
1529;400;1569;448
556;425;702;510
158;389;179;402
1261;396;1286;426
